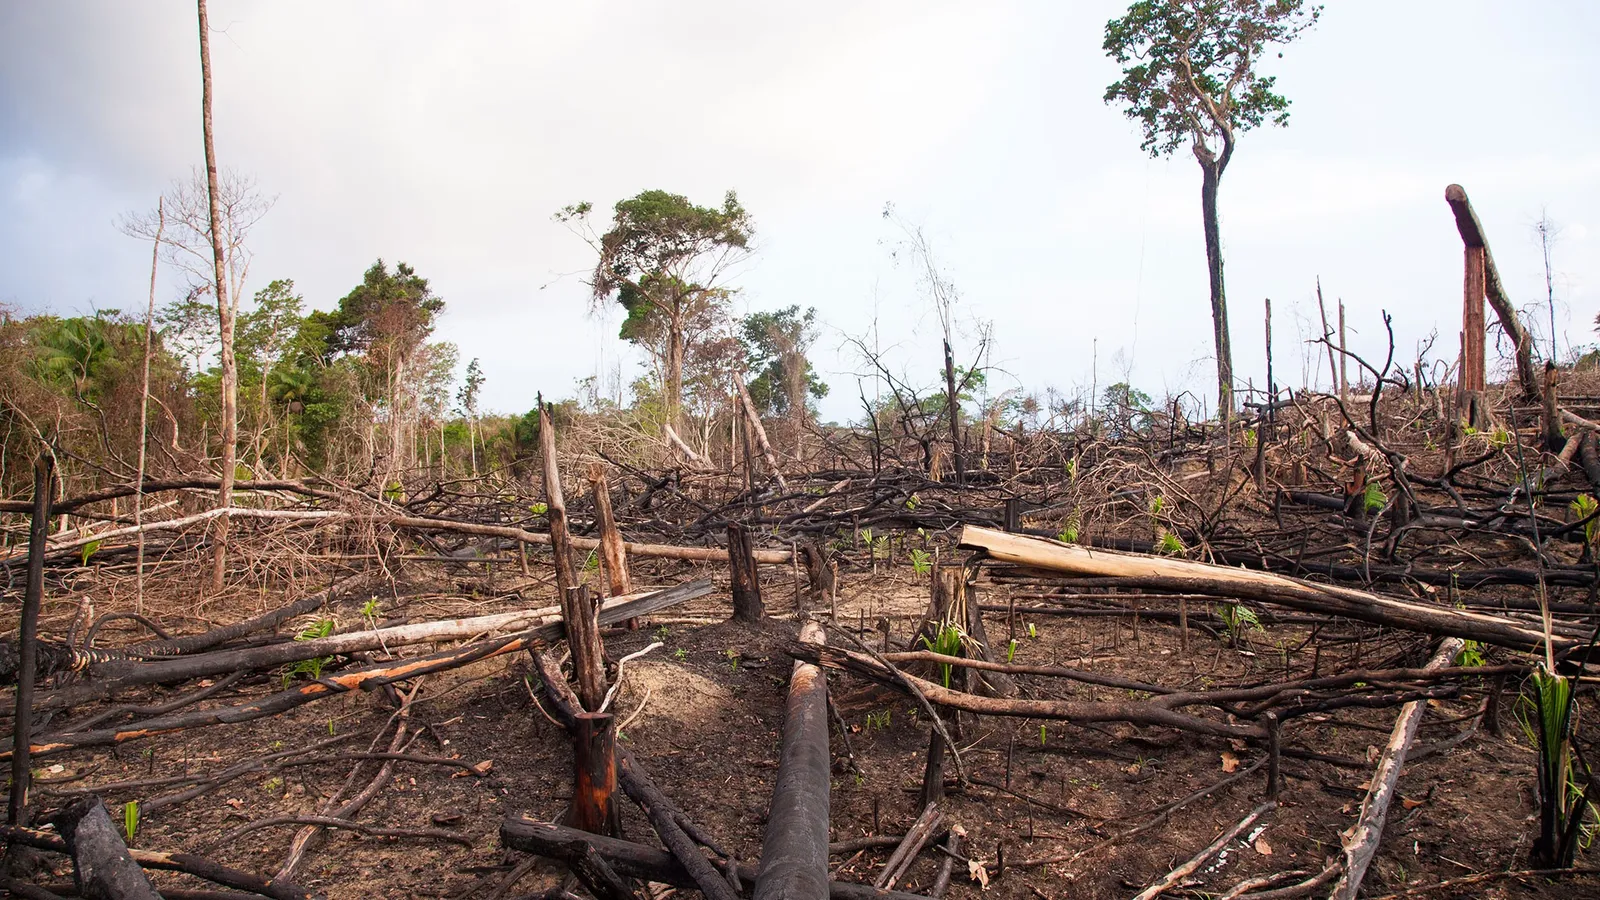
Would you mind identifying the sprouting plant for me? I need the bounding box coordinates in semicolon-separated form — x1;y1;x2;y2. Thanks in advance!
1456;640;1486;668
673;648;688;661
1006;639;1018;663
1154;530;1185;556
1026;622;1038;639
1519;668;1590;866
1217;603;1264;647
122;800;139;844
270;740;284;751
909;548;933;577
383;481;404;503
283;619;337;686
1491;426;1511;449
871;535;890;561
1571;494;1599;547
864;709;893;731
581;551;601;582
528;501;549;517
1058;510;1082;545
263;776;284;793
1362;482;1387;514
1039;724;1047;746
1065;457;1078;482
655;625;671;642
858;527;873;546
360;597;381;626
328;718;337;735
724;648;740;671
80;539;102;567
1149;494;1166;516
1243;427;1258;448
921;623;965;688
905;493;921;511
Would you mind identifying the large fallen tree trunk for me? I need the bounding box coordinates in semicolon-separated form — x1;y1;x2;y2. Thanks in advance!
958;526;1570;655
7;582;712;758
501;819;928;900
754;621;829;900
11;580;712;695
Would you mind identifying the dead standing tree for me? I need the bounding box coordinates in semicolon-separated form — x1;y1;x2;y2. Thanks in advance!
1445;183;1540;426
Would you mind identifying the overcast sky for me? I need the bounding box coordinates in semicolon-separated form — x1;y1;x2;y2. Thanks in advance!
3;1;1596;422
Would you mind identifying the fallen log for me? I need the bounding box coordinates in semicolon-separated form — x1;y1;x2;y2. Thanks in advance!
52;796;161;900
19;580;711;700
1331;639;1465;899
958;526;1570;654
8;582;712;759
754;621;829;900
501;819;929;900
0;821;316;900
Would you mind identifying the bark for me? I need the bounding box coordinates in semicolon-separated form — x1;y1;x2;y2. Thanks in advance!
51;796;162;900
1330;639;1464;899
588;464;632;598
729;523;765;623
753;621;829;900
1446;184;1539;399
1197;146;1233;421
197;0;236;594
736;377;789;493
958;526;1570;654
500;820;929;900
9;454;52;826
570;712;620;836
942;340;964;486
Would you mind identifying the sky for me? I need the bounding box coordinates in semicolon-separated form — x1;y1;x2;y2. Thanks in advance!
2;1;1597;424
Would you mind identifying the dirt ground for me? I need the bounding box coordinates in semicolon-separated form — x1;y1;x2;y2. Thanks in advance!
17;547;1600;900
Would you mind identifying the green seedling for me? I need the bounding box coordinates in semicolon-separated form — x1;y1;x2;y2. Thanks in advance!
1571;494;1599;548
360;597;381;625
283;619;336;686
673;648;688;661
1218;602;1264;647
80;539;102;567
122;800;139;844
920;623;964;688
1456;640;1486;668
1039;724;1047;746
909;548;932;576
1155;530;1184;556
529;502;549;517
905;493;921;510
383;481;403;503
1362;482;1387;514
655;625;671;642
725;648;740;671
1026;622;1038;639
1006;639;1018;663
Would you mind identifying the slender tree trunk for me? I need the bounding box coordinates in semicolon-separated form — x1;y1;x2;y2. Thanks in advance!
666;322;684;434
136;197;164;613
943;340;964;487
198;0;236;594
1197;154;1233;423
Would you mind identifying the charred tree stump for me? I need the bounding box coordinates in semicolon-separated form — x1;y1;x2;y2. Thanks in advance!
753;621;830;900
570;712;620;837
551;836;641;900
8;453;52;827
1447;184;1539;401
52;797;161;900
729;524;764;623
799;541;834;611
1543;362;1564;453
563;585;607;712
539;399;579;594
1002;498;1021;533
919;728;945;809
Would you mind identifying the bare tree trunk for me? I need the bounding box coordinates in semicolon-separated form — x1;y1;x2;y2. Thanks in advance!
198;0;236;594
136;197;164;613
943;340;964;487
666;313;684;433
1197;153;1233;423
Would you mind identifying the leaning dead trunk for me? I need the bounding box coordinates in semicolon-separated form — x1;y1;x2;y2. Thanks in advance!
198;0;236;594
1197;146;1233;422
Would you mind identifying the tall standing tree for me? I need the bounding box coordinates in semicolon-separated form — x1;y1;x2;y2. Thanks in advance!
741;306;828;457
557;190;753;433
457;357;485;475
197;0;236;591
1103;0;1320;420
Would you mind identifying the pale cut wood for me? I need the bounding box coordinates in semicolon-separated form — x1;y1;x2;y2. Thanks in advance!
1330;638;1464;900
587;463;632;597
956;526;1567;653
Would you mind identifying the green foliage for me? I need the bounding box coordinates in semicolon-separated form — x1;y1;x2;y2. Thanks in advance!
724;647;740;671
864;709;892;731
741;305;829;418
1362;482;1387;514
905;493;920;511
528;502;549;517
360;598;381;626
1025;622;1038;640
1102;0;1322;159
1455;640;1485;668
673;648;688;661
870;535;890;561
383;481;404;503
1154;530;1185;556
1521;668;1589;866
1100;382;1155;438
921;623;965;688
1217;602;1263;645
1006;639;1019;663
1040;724;1048;746
909;548;933;577
80;539;102;567
123;800;139;844
1572;494;1599;547
283;619;337;686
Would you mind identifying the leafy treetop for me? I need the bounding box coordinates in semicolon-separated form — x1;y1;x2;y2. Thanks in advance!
1103;0;1320;163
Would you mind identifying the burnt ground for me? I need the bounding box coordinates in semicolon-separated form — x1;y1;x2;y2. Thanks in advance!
19;550;1600;900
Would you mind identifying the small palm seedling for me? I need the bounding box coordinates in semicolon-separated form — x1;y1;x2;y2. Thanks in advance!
360;597;381;627
724;648;740;671
1455;640;1486;668
1217;602;1263;648
123;800;140;844
905;493;921;510
283;619;336;686
80;539;102;567
1571;494;1599;559
909;548;932;577
1039;724;1047;746
528;501;549;517
1521;668;1590;866
1006;639;1019;663
1154;530;1185;556
1025;622;1038;639
920;622;965;688
1362;482;1387;515
870;534;890;562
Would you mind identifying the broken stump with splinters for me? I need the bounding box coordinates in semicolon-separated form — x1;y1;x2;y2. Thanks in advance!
570;711;621;837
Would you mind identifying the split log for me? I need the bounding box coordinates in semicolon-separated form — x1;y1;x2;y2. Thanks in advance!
552;835;642;900
874;802;942;891
1330;639;1465;900
1446;184;1539;400
51;796;161;900
957;526;1570;654
570;711;620;836
8;582;711;760
588;464;632;598
500;819;928;900
754;621;830;900
0;823;315;900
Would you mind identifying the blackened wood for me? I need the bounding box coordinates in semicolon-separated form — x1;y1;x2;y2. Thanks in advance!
919;728;945;809
729;523;764;623
564;585;607;711
52;796;161;900
552;837;641;900
928;827;963;899
1543;362;1564;452
873;802;942;890
9;452;52;826
570;712;620;836
500;819;929;900
799;541;833;610
753;621;830;900
1002;498;1020;533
